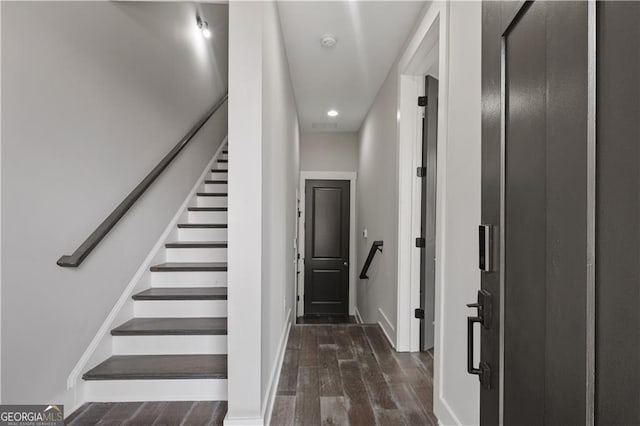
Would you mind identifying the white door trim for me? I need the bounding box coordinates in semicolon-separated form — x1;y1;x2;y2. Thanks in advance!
396;3;459;425
297;171;357;318
396;2;447;353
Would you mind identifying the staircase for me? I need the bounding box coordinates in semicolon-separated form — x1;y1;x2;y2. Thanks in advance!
82;146;230;402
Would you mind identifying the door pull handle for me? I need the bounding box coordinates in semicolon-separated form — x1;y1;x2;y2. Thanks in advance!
467;315;483;375
466;290;492;389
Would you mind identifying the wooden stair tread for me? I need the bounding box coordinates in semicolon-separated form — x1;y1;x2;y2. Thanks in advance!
188;207;227;212
177;223;227;229
196;192;228;197
111;317;227;335
82;354;227;380
150;262;227;272
165;241;227;248
211;170;227;173
133;287;227;300
217;159;228;163
204;180;228;184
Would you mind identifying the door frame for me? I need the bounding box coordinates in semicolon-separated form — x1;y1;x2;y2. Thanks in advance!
297;171;357;319
396;2;448;353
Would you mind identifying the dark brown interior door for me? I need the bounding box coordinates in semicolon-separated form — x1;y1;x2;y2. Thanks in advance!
304;180;350;315
482;2;589;424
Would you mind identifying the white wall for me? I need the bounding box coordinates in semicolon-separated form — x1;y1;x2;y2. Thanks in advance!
357;2;482;425
1;2;228;405
227;2;263;421
227;2;299;424
260;0;299;417
436;3;481;424
300;132;359;172
357;66;400;342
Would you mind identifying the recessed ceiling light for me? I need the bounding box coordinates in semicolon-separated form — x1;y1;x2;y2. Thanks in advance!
327;109;339;117
321;34;337;48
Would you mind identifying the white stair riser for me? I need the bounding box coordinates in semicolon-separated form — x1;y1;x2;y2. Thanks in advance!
221;153;228;160
134;300;227;317
84;379;227;402
197;197;227;208
166;247;227;263
216;162;228;170
151;271;227;287
188;211;227;223
113;335;228;355
204;183;228;192
179;228;227;241
209;172;228;180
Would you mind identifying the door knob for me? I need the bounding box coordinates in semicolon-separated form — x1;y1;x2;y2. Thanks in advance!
343;261;348;266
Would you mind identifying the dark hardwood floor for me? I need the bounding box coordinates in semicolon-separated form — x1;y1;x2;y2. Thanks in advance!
66;401;226;425
66;324;435;426
296;315;357;325
271;324;437;426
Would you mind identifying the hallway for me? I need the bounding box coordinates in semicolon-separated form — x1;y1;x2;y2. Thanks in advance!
270;324;437;425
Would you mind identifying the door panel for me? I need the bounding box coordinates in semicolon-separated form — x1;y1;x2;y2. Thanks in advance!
596;2;640;424
482;2;588;424
504;3;588;424
312;188;342;258
310;270;343;301
419;75;438;351
504;6;548;423
304;180;350;315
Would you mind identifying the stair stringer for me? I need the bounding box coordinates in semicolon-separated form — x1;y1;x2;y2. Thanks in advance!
63;138;228;412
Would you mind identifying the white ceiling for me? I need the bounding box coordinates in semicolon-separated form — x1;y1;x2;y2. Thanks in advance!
277;1;426;132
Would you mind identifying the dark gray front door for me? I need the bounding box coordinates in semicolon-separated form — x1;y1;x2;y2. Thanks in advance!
596;2;640;424
304;180;350;315
419;75;438;351
481;2;589;424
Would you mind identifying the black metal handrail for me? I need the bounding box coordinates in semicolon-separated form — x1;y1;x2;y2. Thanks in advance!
57;93;228;268
359;240;383;279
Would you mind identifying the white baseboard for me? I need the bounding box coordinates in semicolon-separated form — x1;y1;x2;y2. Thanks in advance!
55;384;84;421
377;308;396;349
354;306;364;324
64;139;227;409
262;309;292;425
224;417;264;426
434;394;463;426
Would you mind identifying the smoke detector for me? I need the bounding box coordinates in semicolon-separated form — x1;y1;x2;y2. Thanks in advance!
321;34;337;48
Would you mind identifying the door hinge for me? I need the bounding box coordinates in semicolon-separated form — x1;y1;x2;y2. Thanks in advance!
417;166;426;177
415;237;426;248
297;295;300;301
418;96;427;107
298;210;301;218
297;253;300;260
415;308;425;319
